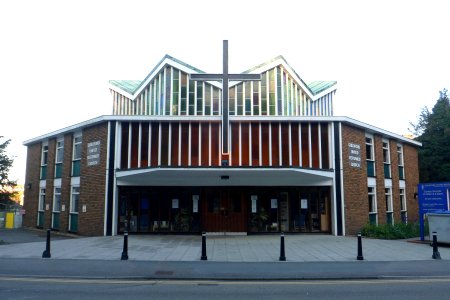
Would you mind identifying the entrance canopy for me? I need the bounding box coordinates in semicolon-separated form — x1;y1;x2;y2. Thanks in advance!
116;168;334;187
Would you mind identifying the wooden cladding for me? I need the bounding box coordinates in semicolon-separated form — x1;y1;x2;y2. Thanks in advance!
119;121;331;169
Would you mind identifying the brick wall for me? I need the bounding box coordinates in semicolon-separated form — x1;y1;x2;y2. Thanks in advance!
44;139;56;229
341;124;368;235
22;143;41;228
59;134;73;232
78;122;109;236
373;135;387;225
390;141;401;222
404;144;419;222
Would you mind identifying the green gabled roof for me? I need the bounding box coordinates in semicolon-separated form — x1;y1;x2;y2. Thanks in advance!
110;55;337;98
109;80;142;94
307;81;337;95
243;56;336;97
110;55;207;96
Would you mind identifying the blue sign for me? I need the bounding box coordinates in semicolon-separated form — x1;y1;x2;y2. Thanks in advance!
418;182;450;240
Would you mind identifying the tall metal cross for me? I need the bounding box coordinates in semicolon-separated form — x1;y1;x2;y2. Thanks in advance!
190;40;261;166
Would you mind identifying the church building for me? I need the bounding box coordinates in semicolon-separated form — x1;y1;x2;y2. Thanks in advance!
23;41;420;236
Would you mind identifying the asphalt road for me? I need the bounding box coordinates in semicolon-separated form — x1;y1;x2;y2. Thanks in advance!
1;258;450;280
1;277;450;300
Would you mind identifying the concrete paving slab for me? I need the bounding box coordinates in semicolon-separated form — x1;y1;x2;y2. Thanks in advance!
1;229;450;262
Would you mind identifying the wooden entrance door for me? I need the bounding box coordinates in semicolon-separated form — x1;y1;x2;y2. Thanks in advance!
203;188;247;232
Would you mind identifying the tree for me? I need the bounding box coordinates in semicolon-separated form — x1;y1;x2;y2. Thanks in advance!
410;89;450;182
0;136;17;205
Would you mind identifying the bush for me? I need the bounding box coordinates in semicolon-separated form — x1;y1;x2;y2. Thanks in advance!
360;222;426;239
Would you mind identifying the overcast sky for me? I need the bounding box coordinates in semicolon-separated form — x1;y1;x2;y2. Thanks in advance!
1;0;449;184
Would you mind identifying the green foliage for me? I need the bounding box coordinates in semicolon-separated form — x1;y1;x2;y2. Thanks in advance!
0;136;17;204
410;89;450;182
361;222;426;239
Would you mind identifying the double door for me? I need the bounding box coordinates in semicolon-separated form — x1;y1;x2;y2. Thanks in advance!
203;188;247;232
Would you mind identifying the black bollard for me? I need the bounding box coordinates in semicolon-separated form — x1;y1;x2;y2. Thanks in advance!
279;232;286;261
121;231;129;260
201;232;208;261
42;229;51;258
357;232;364;261
432;232;441;260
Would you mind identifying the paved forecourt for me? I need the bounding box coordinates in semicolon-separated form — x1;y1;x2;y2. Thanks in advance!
0;230;448;262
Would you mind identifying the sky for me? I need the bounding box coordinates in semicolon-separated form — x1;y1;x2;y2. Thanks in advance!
1;0;449;184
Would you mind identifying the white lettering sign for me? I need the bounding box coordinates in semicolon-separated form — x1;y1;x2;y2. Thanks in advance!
87;140;101;166
348;142;361;168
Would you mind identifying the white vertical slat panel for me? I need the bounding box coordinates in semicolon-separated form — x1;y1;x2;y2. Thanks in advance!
178;123;182;166
239;122;242;166
259;123;262;166
168;123;172;166
188;122;192;166
269;123;272;166
127;123;132;169
298;123;302;167
308;123;312;168
138;123;142;168
289;123;292;165
249;122;252;166
158;122;162;166
148;123;154;166
278;123;282;166
208;123;212;166
318;123;322;169
198;123;202;166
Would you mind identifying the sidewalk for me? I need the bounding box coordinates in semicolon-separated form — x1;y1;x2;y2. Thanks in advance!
0;228;448;262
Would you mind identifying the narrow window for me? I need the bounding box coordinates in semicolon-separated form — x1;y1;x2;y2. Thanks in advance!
55;139;64;178
37;188;46;227
382;140;391;178
40;144;48;180
72;134;82;177
69;186;80;232
385;188;393;225
368;187;377;225
52;187;61;229
400;188;407;223
397;144;404;180
365;135;375;177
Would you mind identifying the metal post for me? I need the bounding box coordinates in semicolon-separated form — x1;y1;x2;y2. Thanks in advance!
201;232;208;261
279;232;286;261
42;229;51;258
357;232;364;261
121;231;129;260
432;232;441;259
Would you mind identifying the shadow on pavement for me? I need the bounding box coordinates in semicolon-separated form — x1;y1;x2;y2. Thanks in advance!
0;228;74;245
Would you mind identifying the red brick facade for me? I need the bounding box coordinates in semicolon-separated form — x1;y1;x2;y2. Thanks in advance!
341;125;420;235
22;143;41;228
404;144;419;222
341;124;368;235
77;123;109;236
23;117;420;236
